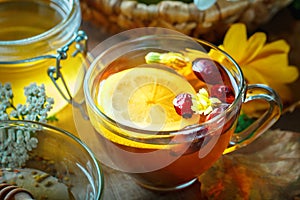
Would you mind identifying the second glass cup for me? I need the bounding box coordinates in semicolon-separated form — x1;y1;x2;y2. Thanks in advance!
79;28;282;191
0;120;103;199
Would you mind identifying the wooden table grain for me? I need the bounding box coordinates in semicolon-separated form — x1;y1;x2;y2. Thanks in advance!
100;166;203;200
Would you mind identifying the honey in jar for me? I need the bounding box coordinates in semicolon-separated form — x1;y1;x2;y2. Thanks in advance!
0;0;87;116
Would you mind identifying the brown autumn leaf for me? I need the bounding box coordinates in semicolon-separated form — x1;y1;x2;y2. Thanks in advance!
199;129;300;200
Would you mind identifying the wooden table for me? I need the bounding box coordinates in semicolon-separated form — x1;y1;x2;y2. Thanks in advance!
76;7;300;200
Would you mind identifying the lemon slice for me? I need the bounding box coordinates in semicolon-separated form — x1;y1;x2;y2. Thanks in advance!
97;67;199;131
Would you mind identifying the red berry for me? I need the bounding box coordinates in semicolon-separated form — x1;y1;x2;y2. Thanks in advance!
173;93;194;118
210;84;235;104
192;58;224;84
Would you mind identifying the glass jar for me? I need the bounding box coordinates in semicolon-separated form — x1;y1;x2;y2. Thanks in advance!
0;0;87;115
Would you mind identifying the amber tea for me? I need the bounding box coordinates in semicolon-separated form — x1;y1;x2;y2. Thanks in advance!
88;48;238;190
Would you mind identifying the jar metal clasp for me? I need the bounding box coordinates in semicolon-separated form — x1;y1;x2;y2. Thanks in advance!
47;30;89;119
0;30;89;119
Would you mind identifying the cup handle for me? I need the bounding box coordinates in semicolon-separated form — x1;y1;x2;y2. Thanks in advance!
224;84;282;154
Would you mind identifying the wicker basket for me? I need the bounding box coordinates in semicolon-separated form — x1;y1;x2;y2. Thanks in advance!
80;0;292;41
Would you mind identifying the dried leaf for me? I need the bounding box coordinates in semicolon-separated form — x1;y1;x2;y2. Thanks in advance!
199;129;300;200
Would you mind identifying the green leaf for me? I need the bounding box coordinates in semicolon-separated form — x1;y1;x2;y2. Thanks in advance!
47;115;59;122
235;113;256;133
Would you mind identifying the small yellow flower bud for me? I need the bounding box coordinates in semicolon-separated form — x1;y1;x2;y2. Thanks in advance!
145;51;192;76
191;88;221;115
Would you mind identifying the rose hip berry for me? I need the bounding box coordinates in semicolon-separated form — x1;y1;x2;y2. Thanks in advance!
192;58;224;84
210;84;235;104
173;93;194;118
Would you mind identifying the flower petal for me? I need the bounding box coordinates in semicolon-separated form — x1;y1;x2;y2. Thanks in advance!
266;65;299;84
220;23;299;106
242;66;268;84
246;54;299;83
241;32;266;65
256;40;290;59
223;23;247;62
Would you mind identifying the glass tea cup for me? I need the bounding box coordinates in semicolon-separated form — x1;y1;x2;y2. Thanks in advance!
79;28;282;191
0;120;103;199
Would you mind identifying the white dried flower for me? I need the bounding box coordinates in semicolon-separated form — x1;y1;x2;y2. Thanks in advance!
0;126;40;168
0;82;54;168
0;112;9;120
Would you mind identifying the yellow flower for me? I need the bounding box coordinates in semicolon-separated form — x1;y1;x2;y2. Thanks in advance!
145;52;192;76
191;88;221;115
219;23;299;104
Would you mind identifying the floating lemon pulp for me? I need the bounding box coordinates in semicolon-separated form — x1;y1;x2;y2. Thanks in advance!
97;67;199;131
